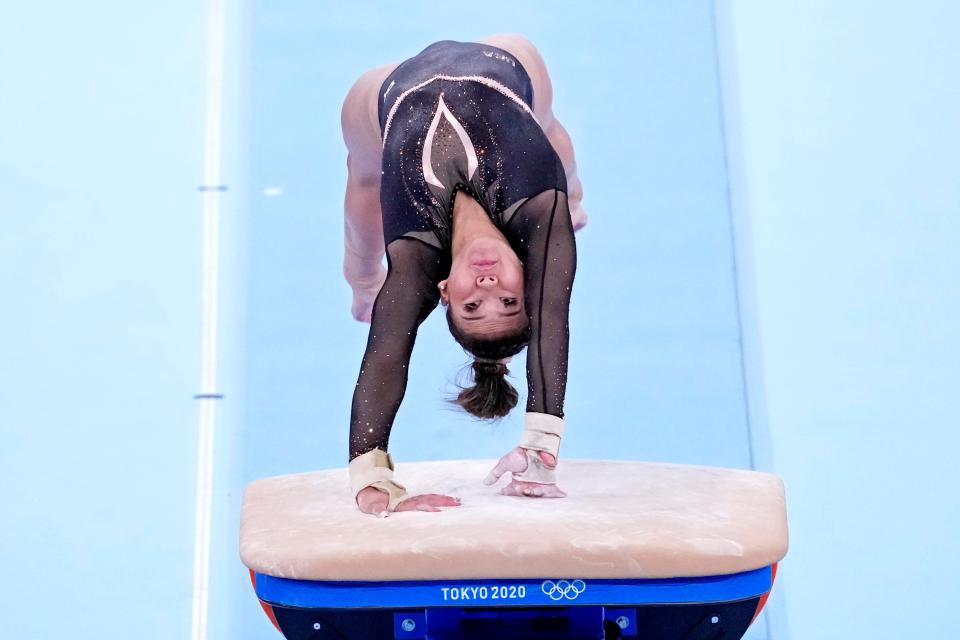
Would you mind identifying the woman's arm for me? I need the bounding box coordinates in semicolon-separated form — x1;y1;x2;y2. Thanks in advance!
506;190;576;422
348;239;449;462
488;188;575;496
348;238;459;515
340;64;396;314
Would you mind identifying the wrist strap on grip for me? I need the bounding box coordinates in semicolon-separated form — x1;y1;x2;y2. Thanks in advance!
514;413;565;484
518;413;564;457
348;448;409;511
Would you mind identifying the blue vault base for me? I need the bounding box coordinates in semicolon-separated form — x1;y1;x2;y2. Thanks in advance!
249;564;776;639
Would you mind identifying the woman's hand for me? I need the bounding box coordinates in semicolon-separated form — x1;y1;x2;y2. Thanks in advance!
356;485;461;517
483;446;567;498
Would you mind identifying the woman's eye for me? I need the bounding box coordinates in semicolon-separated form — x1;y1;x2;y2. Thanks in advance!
464;302;479;311
501;298;517;306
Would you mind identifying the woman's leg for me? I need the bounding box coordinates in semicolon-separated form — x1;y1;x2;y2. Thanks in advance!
340;65;396;320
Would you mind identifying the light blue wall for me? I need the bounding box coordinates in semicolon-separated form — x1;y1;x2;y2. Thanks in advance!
0;2;207;638
724;1;960;638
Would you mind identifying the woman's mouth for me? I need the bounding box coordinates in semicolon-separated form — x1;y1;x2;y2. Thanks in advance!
471;259;499;273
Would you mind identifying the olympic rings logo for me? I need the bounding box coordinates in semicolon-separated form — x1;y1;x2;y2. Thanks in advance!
541;579;586;601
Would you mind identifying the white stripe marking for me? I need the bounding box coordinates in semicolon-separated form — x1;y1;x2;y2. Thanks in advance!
192;1;225;640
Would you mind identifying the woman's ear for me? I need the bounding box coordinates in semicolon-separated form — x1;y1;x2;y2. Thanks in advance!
438;279;449;305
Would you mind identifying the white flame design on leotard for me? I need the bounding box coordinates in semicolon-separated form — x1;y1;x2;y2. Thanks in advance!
421;94;478;190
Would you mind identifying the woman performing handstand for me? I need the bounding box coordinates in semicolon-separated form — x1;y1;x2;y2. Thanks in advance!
341;35;587;517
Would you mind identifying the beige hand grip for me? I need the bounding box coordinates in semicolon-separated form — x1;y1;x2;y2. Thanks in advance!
511;447;559;484
518;412;564;458
348;448;409;511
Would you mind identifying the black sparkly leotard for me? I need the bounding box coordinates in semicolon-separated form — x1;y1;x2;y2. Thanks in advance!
349;40;576;461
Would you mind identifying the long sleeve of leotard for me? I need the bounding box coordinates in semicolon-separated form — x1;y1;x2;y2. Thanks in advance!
348;239;448;462
503;189;577;420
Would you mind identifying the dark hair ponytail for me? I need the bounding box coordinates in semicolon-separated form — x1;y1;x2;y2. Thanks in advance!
455;360;519;419
445;306;531;419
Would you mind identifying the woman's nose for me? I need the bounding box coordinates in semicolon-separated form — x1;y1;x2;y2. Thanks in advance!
476;275;498;288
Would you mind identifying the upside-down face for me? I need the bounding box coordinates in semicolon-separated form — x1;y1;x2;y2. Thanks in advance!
439;236;526;337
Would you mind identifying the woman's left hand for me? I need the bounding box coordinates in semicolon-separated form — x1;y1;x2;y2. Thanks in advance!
483;446;567;498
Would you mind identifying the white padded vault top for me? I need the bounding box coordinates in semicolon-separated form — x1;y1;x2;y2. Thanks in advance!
239;458;788;581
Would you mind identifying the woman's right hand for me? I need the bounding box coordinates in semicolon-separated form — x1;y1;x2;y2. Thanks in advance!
356;486;461;517
483;446;567;498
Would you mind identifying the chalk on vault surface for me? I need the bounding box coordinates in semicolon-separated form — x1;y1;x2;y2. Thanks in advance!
240;457;787;579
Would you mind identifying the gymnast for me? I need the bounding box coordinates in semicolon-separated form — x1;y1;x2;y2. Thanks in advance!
340;35;587;517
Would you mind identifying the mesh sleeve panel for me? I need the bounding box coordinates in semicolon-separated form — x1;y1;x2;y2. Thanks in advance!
503;189;577;418
348;239;448;461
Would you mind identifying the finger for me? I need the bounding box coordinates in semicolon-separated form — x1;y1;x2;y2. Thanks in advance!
403;494;461;508
395;498;438;513
420;494;462;506
394;496;431;512
499;479;528;497
399;494;461;510
500;480;567;499
536;483;567;498
393;497;416;512
483;461;511;486
499;482;523;497
523;485;545;497
483;448;526;485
